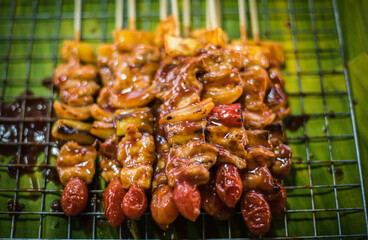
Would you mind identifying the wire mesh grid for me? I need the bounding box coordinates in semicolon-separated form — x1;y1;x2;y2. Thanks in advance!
0;0;367;239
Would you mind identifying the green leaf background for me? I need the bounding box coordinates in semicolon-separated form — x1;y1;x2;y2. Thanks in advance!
0;0;367;239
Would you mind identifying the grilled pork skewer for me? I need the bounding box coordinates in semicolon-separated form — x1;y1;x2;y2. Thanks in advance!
95;13;176;226
51;39;99;144
154;42;220;223
56;141;97;216
206;104;246;208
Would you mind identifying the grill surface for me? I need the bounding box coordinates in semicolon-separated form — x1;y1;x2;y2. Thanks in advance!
0;0;367;239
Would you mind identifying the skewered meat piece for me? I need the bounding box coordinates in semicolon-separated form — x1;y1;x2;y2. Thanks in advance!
53;101;92;121
241;66;276;129
118;124;156;190
116;108;154;136
95;18;174;227
197;52;243;106
270;138;292;180
229;39;284;68
97;40;159;109
61;40;95;63
206;103;247;169
59;79;100;107
56;141;96;216
52;119;95;145
95;136;127;227
95;136;121;183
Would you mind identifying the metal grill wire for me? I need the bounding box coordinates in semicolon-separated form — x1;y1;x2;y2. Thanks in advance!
0;0;367;239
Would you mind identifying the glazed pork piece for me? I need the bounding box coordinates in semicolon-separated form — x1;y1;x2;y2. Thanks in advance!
56;141;97;216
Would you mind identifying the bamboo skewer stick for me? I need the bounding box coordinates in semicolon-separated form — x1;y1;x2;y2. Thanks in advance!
208;0;217;29
115;0;123;30
128;0;136;30
170;0;180;36
215;0;221;28
206;0;211;29
74;0;82;42
183;0;190;37
249;0;260;43
160;0;168;21
238;0;247;43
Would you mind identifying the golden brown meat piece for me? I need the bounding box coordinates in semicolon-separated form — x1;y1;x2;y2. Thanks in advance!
270;138;292;179
265;122;287;143
90;104;115;123
116;108;154;136
97;44;159;109
166;140;218;222
163;121;206;146
61;40;95;63
206;103;248;169
151;152;169;191
117;124;156;190
246;146;276;171
242;166;279;195
166;140;218;187
95;136;121;183
198;53;243;105
53;101;92;121
265;83;291;121
59;79;100;107
54;59;98;88
56;141;97;186
241;66;276;129
155;57;203;111
51;119;95;145
246;129;273;148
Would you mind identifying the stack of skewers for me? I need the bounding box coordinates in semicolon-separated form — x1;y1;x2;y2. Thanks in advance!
50;0;292;236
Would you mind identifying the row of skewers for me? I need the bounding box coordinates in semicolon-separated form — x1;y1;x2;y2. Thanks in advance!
50;0;292;236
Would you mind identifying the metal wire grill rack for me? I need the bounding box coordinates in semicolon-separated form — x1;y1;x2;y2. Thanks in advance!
0;0;367;239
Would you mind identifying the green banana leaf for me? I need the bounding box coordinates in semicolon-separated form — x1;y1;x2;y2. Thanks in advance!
0;0;366;239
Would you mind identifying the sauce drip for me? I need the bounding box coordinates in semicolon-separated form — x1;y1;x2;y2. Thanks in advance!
0;91;50;183
7;198;25;217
